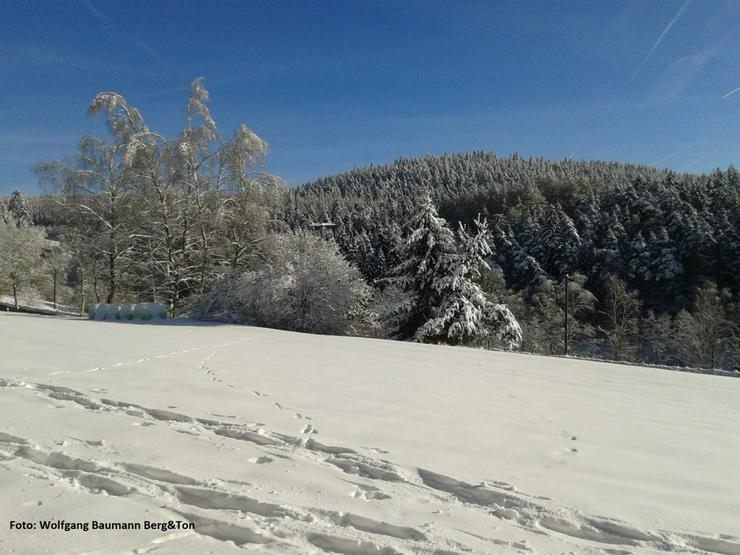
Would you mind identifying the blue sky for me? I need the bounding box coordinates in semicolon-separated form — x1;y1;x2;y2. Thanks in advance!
1;0;739;193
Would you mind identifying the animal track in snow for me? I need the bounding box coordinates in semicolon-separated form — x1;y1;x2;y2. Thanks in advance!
197;341;247;389
273;400;311;420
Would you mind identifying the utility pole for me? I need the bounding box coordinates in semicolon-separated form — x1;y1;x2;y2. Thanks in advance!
564;273;569;356
52;268;58;312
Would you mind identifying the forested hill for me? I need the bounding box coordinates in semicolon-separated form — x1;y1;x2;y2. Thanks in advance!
282;151;740;313
296;151;666;192
285;152;683;224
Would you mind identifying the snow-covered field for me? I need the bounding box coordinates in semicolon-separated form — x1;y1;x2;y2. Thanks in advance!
1;312;739;555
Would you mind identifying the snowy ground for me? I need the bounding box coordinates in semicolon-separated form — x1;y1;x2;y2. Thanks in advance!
1;312;739;555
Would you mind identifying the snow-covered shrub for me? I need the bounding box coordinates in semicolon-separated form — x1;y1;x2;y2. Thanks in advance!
203;232;373;335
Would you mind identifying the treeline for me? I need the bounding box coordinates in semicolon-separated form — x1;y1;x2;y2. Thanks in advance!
2;79;738;371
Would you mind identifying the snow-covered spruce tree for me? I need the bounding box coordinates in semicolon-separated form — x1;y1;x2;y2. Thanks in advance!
6;189;33;227
627;231;652;285
415;216;522;347
384;198;521;347
489;221;548;296
518;204;581;280
382;195;457;340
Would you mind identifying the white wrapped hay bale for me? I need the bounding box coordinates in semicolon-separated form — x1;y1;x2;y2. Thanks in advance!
88;303;109;321
88;303;167;321
119;304;136;321
147;303;168;319
88;303;99;320
132;302;168;321
105;304;122;320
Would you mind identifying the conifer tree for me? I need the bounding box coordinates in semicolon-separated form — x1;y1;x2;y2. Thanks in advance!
416;217;521;347
6;189;33;227
383;195;456;340
628;231;652;284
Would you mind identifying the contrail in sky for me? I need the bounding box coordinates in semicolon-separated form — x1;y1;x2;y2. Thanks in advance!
722;86;740;99
652;149;682;166
136;42;166;64
567;146;581;159
629;0;692;83
81;0;112;25
684;149;719;169
81;0;166;64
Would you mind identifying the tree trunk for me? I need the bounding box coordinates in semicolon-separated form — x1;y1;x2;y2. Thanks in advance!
12;277;18;310
106;251;116;304
79;268;86;316
199;226;209;295
93;268;100;303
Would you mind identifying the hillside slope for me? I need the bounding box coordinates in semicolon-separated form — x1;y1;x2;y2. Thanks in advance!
1;313;739;554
